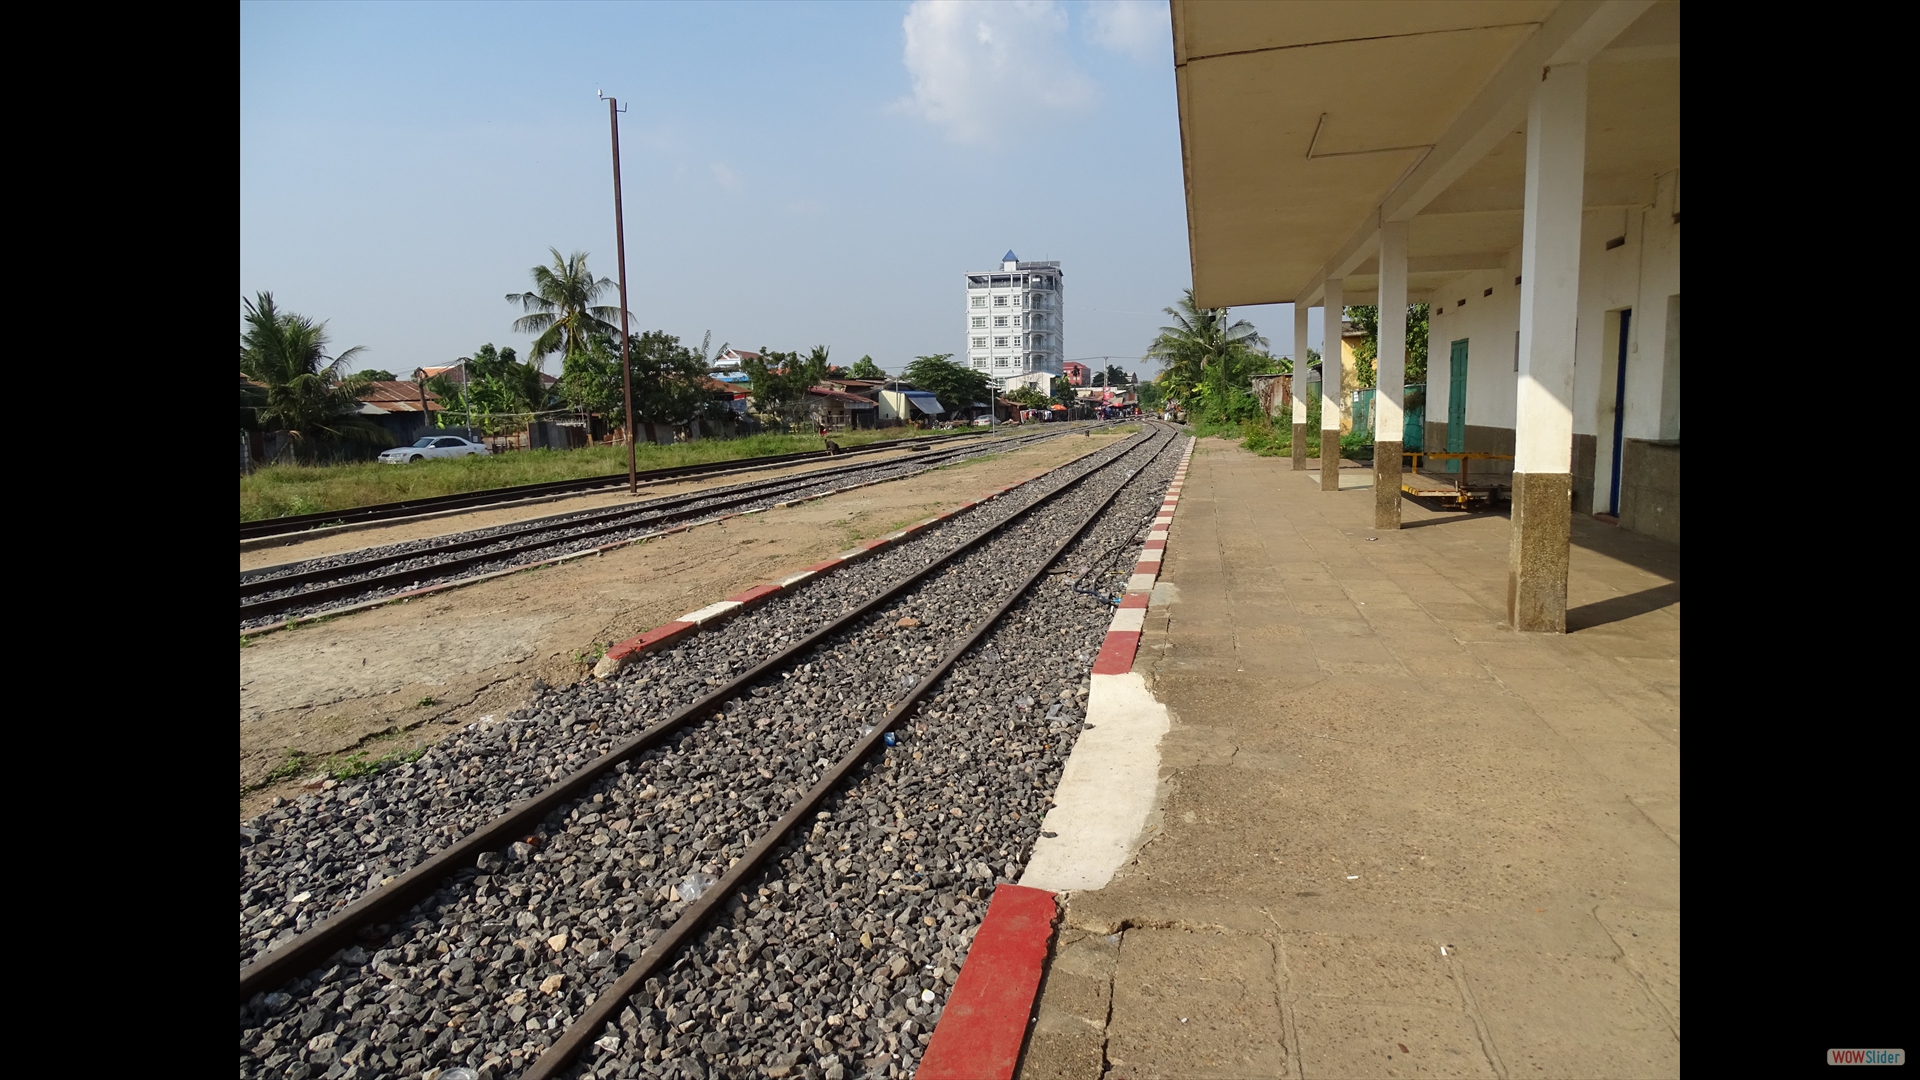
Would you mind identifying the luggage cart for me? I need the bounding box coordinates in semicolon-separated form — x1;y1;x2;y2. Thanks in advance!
1402;451;1513;509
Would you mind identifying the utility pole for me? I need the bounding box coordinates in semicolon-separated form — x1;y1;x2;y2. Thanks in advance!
602;91;637;493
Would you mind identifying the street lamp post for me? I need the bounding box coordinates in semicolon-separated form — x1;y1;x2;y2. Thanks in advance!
601;91;637;494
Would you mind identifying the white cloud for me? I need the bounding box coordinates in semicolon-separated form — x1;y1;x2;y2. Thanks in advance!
896;0;1096;144
1084;0;1169;62
710;162;743;191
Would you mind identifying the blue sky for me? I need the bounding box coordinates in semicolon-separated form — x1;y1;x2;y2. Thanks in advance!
240;1;1322;381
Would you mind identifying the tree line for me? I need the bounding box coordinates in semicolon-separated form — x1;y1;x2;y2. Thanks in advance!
242;247;1041;461
1144;288;1430;429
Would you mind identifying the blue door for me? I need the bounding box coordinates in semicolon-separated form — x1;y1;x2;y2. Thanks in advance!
1445;339;1468;473
1608;310;1631;515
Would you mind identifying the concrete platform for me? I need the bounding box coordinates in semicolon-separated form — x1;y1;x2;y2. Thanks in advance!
1018;439;1679;1080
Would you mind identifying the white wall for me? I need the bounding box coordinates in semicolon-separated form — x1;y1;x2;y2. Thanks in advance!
1573;206;1649;441
1421;188;1679;468
1424;253;1522;432
1623;169;1681;442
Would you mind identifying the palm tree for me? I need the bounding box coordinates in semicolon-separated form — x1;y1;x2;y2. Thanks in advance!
1103;363;1130;390
1146;289;1268;394
506;249;627;370
239;292;387;457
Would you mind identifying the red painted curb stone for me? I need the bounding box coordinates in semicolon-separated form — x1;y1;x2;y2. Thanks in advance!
917;884;1060;1080
1091;631;1143;676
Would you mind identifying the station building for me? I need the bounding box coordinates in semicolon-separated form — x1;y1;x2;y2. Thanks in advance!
1172;0;1680;630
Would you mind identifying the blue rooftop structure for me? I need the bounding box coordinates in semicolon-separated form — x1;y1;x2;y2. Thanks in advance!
1003;250;1018;262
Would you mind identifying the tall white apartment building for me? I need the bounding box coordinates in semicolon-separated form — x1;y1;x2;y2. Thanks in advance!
964;251;1063;381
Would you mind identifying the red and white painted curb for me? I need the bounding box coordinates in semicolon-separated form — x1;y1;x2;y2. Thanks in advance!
246;449;1051;640
1090;437;1191;675
588;450;1114;677
918;436;1195;1079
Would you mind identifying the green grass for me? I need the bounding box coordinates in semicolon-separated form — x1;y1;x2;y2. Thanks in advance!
1192;417;1373;460
250;742;428;793
239;428;976;522
327;746;426;780
261;749;311;785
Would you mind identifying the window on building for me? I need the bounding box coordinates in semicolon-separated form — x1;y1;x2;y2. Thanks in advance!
994;337;1009;348
971;296;986;308
993;316;1008;328
1012;315;1022;328
995;357;1009;367
972;337;987;348
973;359;988;369
993;295;1008;307
971;316;986;328
1011;296;1021;308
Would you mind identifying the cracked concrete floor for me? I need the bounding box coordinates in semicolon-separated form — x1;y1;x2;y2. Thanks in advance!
237;433;1120;817
1018;440;1679;1080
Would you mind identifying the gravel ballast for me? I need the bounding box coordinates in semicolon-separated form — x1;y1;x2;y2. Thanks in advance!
238;428;1179;1080
240;430;1153;962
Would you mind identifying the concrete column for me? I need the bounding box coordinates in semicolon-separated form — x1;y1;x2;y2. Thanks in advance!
1320;278;1343;491
1292;303;1310;471
1508;62;1587;633
1374;222;1407;529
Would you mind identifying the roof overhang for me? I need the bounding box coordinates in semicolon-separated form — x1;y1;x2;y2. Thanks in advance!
1172;0;1678;308
903;392;945;415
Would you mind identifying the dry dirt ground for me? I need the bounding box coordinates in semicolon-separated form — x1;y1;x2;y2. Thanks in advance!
238;431;1120;818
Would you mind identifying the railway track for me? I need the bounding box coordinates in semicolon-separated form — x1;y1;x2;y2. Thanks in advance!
239;428;1013;544
238;422;1184;1080
240;424;1105;631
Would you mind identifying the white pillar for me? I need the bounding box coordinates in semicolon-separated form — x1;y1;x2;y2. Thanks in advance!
1509;61;1587;632
1320;278;1343;491
1291;302;1311;471
1374;221;1408;527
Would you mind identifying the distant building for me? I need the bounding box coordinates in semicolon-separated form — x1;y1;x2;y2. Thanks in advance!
1061;360;1090;387
807;385;879;430
416;362;557;390
355;380;446;444
964;251;1063;380
1301;320;1365;433
1000;371;1055;396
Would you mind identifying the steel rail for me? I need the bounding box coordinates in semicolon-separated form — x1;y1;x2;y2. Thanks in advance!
238;427;1078;622
241;425;1074;590
237;427;1161;999
238;428;1009;542
523;421;1178;1078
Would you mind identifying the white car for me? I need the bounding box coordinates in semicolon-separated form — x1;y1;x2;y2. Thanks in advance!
379;435;491;464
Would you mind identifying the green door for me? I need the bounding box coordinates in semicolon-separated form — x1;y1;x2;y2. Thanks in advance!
1403;384;1424;450
1445;339;1468;474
